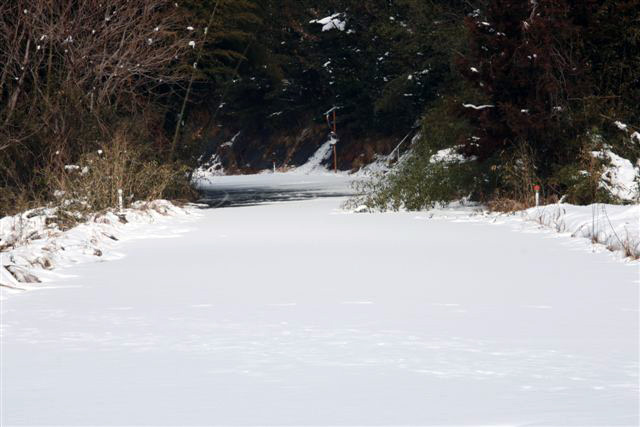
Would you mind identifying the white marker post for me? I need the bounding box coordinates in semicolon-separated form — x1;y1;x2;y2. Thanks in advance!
533;185;540;207
117;188;124;213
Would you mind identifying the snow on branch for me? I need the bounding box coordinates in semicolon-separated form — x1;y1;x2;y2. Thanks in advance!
0;0;192;120
310;13;347;32
462;103;495;110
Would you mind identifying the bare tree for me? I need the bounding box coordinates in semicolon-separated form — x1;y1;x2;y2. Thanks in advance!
0;0;196;206
0;0;192;146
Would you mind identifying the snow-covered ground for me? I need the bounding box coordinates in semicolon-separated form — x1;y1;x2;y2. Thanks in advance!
0;201;198;300
1;173;638;425
521;203;639;258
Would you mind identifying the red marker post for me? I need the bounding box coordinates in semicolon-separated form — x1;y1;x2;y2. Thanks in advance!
533;184;541;207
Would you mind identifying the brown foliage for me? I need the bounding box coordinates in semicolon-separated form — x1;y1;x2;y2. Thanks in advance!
0;0;193;211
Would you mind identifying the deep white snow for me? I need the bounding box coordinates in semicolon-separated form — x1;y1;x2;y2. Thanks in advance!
521;203;639;258
1;173;638;425
593;149;640;202
0;201;196;300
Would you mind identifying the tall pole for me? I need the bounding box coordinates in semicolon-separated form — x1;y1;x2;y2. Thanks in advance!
325;107;338;173
332;109;337;173
332;109;336;133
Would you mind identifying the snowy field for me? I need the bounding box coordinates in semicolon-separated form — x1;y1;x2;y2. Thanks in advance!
1;173;638;425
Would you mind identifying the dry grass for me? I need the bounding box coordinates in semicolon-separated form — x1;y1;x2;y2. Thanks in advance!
479;142;549;213
486;198;530;213
44;131;189;216
0;186;43;218
2;130;193;222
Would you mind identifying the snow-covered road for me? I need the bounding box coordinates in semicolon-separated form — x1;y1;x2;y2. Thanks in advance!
2;174;638;425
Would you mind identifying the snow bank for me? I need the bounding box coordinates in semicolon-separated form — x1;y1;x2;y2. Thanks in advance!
0;201;198;299
294;134;337;174
354;132;421;176
192;154;225;184
353;154;393;176
347;200;639;260
520;203;639;259
192;133;241;184
593;149;640;202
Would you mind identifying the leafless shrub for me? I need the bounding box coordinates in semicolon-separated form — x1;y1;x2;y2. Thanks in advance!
486;198;530;213
0;0;190;123
0;0;193;212
497;142;540;208
46;130;190;214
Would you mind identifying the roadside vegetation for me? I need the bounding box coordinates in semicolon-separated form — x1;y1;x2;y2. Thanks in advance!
0;0;196;218
1;1;638;220
351;1;639;211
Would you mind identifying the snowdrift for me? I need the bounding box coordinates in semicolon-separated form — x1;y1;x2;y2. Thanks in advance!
1;201;197;299
522;203;639;259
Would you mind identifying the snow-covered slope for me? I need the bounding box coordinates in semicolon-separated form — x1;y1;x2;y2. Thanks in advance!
293;133;337;174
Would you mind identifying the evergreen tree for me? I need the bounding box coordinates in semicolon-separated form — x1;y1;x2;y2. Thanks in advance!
213;0;468;136
460;0;590;179
583;1;640;124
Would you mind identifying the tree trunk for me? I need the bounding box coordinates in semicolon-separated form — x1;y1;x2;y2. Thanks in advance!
4;38;31;125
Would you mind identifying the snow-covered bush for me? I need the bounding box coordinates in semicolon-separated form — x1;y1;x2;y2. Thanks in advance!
348;98;480;211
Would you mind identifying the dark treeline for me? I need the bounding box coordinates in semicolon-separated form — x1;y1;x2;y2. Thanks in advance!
1;1;638;216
